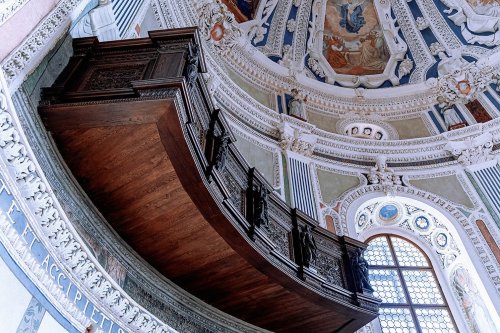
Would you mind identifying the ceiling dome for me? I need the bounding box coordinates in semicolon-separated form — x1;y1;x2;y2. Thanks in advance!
159;0;500;143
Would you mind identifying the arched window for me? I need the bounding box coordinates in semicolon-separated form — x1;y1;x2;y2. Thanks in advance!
365;235;457;333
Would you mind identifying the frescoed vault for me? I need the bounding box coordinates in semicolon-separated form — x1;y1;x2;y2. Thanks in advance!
323;0;389;76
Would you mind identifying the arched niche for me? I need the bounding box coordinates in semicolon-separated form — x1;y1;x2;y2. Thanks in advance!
341;189;499;333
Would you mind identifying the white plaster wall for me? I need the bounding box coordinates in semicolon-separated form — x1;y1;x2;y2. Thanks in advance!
0;256;32;333
38;312;68;333
0;0;60;61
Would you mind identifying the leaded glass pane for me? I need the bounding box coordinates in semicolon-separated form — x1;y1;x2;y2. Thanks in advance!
415;308;456;333
402;271;444;305
370;269;407;303
390;237;429;267
365;236;394;266
379;307;417;333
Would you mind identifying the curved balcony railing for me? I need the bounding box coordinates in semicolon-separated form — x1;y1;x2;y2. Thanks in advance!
39;27;380;331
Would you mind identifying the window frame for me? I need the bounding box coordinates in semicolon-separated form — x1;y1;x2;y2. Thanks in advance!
366;234;459;333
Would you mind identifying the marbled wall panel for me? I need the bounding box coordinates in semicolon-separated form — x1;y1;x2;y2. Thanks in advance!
316;169;359;204
388;117;430;139
409;175;474;208
307;112;339;133
233;133;275;185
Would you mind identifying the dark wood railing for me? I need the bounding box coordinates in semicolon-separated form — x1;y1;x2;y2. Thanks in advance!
39;28;380;329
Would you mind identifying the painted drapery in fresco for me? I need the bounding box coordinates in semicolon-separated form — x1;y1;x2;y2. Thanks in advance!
466;0;500;17
323;0;389;75
451;267;499;333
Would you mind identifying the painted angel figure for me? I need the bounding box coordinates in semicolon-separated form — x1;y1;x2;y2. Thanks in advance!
339;0;367;34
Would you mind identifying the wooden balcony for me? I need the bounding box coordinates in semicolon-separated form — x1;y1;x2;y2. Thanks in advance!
38;28;380;333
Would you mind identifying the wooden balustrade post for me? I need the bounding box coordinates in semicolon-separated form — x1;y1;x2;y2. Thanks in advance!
246;167;255;238
291;208;304;278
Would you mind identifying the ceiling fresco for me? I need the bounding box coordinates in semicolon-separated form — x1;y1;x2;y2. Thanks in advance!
323;0;389;76
191;0;500;137
231;0;500;89
222;0;259;22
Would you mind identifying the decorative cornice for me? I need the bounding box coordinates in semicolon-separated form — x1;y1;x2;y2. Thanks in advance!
445;132;498;167
1;0;84;90
278;119;317;157
0;0;30;26
0;72;177;333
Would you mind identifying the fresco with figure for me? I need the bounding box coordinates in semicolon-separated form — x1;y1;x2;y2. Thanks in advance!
222;0;257;22
466;0;500;16
323;0;389;75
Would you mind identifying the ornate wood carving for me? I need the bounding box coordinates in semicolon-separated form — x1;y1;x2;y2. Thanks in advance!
38;28;380;332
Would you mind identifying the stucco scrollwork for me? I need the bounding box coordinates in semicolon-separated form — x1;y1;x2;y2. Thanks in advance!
278;119;317;156
428;53;497;108
196;0;243;54
445;132;497;166
367;156;402;194
0;74;177;333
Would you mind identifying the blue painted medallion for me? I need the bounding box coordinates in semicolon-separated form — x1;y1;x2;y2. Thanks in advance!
379;204;399;222
415;216;430;231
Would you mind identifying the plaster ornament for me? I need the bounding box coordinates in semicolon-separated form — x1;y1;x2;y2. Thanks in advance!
439;0;500;46
279;44;293;67
445;132;496;166
197;0;242;53
493;71;500;92
307;57;326;78
246;0;277;43
0;0;30;25
1;0;82;87
287;88;308;120
248;24;267;44
337;117;399;140
397;55;413;79
203;73;221;107
278;121;317;156
438;100;464;130
116;298;130;317
415;16;429;30
367;156;402;194
433;52;495;107
429;42;446;56
287;19;296;32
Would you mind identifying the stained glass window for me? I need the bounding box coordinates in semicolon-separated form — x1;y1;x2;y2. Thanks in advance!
365;235;457;333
